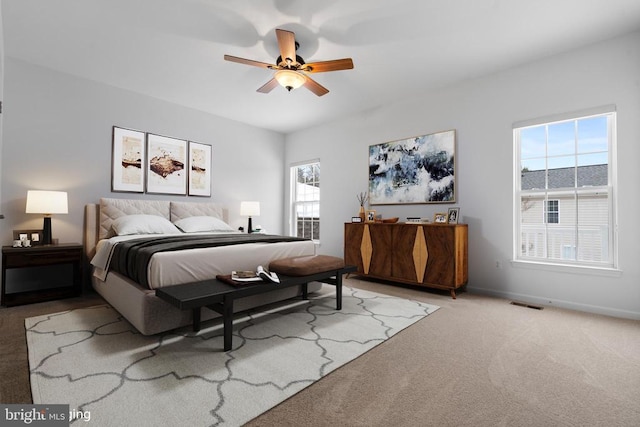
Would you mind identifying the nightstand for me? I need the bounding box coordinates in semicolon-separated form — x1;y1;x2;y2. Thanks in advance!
1;243;83;307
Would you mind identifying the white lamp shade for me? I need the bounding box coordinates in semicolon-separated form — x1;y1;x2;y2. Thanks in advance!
240;201;260;217
26;190;69;214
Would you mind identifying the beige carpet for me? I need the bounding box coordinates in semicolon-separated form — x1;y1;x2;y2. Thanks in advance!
249;278;640;427
3;277;640;426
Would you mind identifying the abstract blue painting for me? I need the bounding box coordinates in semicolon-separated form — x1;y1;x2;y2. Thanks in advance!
369;130;456;204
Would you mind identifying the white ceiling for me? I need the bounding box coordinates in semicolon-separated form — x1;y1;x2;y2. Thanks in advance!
3;0;640;134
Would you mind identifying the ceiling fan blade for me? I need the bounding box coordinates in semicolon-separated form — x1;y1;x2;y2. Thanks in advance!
257;78;279;94
303;76;329;97
302;58;354;73
276;29;296;65
224;54;277;69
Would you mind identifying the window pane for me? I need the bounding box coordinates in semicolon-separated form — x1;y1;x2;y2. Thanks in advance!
313;164;320;183
577;192;609;263
548;156;575;189
296;166;306;184
291;161;320;240
521;196;543;225
520;196;545;257
521;161;545;190
547;121;575;157
577;152;607;167
521;126;546;159
521;158;545;172
546;195;576;261
577;116;608;154
547;156;575;170
577;162;607;187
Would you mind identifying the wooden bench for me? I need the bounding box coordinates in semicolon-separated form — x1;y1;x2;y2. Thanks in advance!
156;256;356;351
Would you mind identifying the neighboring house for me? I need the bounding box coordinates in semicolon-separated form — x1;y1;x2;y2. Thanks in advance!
520;164;608;262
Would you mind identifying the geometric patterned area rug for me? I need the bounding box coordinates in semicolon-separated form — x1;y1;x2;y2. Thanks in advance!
26;286;438;426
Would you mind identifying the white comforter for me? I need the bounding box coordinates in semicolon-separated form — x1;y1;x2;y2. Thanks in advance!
90;233;316;290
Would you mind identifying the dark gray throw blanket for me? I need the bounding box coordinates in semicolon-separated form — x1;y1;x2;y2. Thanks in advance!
108;234;309;288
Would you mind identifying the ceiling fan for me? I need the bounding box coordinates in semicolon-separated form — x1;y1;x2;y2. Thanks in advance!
224;28;354;96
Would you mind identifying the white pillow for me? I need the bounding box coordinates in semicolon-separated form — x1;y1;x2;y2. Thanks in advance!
112;214;181;236
173;216;234;233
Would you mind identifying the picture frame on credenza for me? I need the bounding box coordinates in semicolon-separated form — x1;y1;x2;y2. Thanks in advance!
434;212;448;223
447;207;460;224
366;210;376;222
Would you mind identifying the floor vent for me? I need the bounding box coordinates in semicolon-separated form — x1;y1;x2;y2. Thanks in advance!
510;301;544;310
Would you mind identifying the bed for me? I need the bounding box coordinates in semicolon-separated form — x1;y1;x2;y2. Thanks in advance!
84;198;318;335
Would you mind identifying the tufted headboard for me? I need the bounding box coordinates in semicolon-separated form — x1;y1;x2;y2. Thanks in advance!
169;201;226;223
83;198;229;258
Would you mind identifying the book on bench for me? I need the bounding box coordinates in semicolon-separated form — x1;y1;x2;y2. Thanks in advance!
217;266;280;286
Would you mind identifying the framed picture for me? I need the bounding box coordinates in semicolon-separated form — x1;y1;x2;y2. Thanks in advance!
112;126;146;193
146;133;188;195
447;207;460;224
351;216;363;223
13;229;43;246
434;213;448;223
188;141;212;197
369;129;456;204
366;210;376;222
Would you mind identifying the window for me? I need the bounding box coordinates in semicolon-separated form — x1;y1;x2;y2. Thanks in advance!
545;200;559;224
514;109;616;268
290;161;320;241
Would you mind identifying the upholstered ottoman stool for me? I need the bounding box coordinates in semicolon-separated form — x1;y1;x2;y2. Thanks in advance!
269;255;344;276
269;255;356;310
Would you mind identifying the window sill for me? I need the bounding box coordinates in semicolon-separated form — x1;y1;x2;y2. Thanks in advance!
510;259;622;277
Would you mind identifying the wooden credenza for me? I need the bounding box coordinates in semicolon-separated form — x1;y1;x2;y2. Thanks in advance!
344;222;468;298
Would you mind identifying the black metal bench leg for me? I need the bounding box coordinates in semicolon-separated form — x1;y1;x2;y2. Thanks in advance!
223;297;234;351
336;272;343;310
302;283;308;300
192;308;201;332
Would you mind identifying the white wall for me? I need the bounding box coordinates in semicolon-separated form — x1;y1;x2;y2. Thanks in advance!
0;3;4;213
285;31;640;319
1;58;286;244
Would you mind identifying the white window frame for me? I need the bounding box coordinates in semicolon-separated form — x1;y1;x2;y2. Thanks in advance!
513;106;618;271
290;160;320;243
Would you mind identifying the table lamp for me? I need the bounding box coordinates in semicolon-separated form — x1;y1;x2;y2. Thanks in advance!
26;190;68;245
240;201;260;234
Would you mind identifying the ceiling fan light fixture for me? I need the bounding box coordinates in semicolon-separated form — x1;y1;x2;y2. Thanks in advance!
274;69;305;91
224;29;352;96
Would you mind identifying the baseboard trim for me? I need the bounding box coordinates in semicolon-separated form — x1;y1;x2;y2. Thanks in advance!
469;286;640;320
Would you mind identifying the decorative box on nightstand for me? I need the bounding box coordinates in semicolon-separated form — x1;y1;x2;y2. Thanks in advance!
1;243;83;307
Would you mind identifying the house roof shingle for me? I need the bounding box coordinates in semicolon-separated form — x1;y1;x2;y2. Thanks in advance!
521;164;607;190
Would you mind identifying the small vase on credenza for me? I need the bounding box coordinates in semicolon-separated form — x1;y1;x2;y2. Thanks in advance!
356;191;369;222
